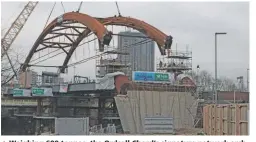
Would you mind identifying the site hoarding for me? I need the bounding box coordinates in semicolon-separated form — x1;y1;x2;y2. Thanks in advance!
13;88;31;97
55;117;89;135
32;87;53;97
59;84;68;93
132;71;171;83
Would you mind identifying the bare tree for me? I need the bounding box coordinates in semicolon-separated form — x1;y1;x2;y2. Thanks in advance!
189;70;237;92
218;77;237;91
1;47;25;86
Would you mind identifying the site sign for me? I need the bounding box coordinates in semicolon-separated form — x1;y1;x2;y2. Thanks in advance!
13;88;31;97
32;88;44;95
132;71;171;83
32;87;53;97
155;73;169;81
13;89;23;96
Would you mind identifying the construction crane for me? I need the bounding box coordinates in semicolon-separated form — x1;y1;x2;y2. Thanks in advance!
1;1;38;85
1;2;38;58
115;2;122;17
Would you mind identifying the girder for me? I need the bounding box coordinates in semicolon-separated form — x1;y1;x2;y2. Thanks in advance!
59;16;173;72
97;16;173;54
21;12;112;72
22;13;173;73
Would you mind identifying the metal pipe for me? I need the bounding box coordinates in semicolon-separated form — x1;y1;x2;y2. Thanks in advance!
234;90;236;103
214;32;227;104
247;68;249;91
215;33;217;104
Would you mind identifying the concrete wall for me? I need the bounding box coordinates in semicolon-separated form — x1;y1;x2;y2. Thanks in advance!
115;91;198;134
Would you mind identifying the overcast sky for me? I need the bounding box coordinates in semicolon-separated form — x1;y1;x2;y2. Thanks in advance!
1;2;249;81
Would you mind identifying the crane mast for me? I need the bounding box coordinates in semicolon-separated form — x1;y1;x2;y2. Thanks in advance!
1;1;38;85
1;1;38;58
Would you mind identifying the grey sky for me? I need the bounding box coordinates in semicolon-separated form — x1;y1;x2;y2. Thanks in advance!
1;2;249;81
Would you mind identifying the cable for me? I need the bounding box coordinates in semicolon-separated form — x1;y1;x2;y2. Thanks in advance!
43;2;56;29
77;2;83;12
61;2;66;13
115;2;121;17
29;35;97;64
28;33;152;68
74;39;151;66
31;51;65;65
112;33;150;39
30;36;98;65
30;49;61;63
77;37;97;47
68;38;152;67
68;52;105;67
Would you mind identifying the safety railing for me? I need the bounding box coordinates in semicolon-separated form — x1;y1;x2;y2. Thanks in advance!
1;99;37;106
1;98;51;106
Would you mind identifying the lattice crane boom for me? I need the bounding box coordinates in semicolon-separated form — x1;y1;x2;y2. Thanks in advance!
1;1;38;58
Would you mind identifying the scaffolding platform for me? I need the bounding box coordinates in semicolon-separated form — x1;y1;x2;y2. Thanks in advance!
96;62;130;67
166;51;192;59
157;48;192;74
157;63;192;71
157;66;192;71
95;46;131;78
104;50;129;55
166;55;191;59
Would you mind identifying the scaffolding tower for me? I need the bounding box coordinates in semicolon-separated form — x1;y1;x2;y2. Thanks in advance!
95;46;131;78
155;46;205;128
156;48;192;76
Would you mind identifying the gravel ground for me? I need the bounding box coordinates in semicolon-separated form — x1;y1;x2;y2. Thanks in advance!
174;128;204;135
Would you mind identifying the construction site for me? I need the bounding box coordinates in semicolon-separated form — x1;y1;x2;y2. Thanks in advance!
1;2;249;135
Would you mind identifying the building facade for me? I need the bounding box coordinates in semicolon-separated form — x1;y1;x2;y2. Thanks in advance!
18;70;38;88
117;31;155;76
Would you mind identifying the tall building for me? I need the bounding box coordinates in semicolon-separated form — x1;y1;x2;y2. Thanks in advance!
18;70;38;88
117;31;155;75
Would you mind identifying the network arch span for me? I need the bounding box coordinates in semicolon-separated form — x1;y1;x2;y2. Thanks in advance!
59;16;173;72
22;13;173;73
21;12;112;72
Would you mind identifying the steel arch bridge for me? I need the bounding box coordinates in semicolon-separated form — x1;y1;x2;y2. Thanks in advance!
21;12;173;73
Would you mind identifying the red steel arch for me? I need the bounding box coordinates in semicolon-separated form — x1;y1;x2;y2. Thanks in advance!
21;12;112;72
59;16;173;72
98;16;173;54
22;13;173;73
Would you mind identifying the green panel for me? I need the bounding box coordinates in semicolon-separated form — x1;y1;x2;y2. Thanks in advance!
32;88;44;95
13;89;23;96
155;73;169;81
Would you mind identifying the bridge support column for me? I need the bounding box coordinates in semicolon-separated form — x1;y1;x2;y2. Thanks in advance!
86;98;91;117
35;98;42;135
98;98;104;125
73;98;77;117
36;98;42;116
52;97;57;117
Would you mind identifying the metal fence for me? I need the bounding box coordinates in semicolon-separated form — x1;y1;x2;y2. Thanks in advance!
144;117;174;134
89;124;116;135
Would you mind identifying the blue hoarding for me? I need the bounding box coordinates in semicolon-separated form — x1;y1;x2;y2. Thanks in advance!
132;71;170;83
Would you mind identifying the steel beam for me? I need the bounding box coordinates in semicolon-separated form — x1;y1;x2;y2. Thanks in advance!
22;12;111;71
